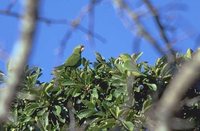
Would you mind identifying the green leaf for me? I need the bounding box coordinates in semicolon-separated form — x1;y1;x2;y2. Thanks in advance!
122;121;134;131
17;91;36;100
123;60;137;72
82;100;95;109
115;63;125;73
55;105;61;116
129;71;143;77
73;92;81;97
105;94;113;101
113;87;125;98
131;52;143;62
44;83;54;94
160;63;172;77
115;106;120;118
23;117;32;123
37;108;48;116
77;109;95;119
25;103;39;116
142;99;152;112
92;88;98;99
95;52;105;63
145;83;157;91
185;48;193;58
62;80;77;86
99;119;116;129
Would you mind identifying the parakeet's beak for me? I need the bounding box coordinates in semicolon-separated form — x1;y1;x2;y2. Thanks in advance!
80;45;84;52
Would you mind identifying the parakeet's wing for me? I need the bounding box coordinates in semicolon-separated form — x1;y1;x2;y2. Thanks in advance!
54;47;82;71
54;53;81;71
65;53;81;67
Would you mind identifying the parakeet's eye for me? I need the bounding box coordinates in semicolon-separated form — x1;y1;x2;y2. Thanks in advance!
81;46;85;52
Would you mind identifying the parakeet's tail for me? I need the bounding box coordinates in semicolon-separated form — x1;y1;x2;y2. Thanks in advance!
52;64;65;76
54;64;65;70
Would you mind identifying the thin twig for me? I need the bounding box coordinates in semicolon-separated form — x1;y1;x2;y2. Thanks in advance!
0;10;21;18
5;0;18;11
0;10;105;44
143;0;175;58
0;0;40;121
58;0;104;58
87;0;96;46
112;0;166;56
132;33;142;53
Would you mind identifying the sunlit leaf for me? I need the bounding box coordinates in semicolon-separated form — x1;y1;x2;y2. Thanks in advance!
185;48;193;58
145;83;157;91
77;109;95;120
122;120;134;131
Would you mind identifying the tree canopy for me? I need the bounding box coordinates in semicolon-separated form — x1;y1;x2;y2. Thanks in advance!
0;49;199;130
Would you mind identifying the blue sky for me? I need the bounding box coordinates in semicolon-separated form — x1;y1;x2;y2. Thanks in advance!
0;0;199;81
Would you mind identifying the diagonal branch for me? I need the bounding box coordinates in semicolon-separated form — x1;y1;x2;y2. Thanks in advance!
0;0;40;121
0;10;105;44
143;0;175;57
5;0;18;12
147;50;200;131
112;0;166;56
0;10;21;18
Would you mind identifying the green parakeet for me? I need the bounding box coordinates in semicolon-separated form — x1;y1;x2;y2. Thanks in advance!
115;53;141;76
54;45;84;70
115;54;138;72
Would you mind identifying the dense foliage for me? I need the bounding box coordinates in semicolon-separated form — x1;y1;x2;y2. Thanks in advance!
0;49;200;130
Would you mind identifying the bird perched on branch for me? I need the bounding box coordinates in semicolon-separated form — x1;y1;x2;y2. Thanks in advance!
115;53;142;76
54;45;84;70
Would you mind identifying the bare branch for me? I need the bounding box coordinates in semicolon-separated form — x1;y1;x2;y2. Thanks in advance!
143;0;175;57
0;10;105;44
5;0;18;12
132;33;142;53
67;101;76;131
0;0;40;120
147;50;200;131
112;0;166;56
87;0;96;46
125;75;135;108
58;0;104;58
0;10;21;18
